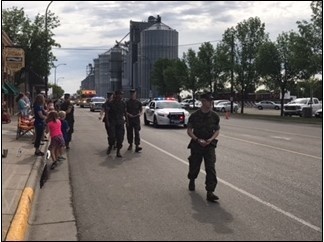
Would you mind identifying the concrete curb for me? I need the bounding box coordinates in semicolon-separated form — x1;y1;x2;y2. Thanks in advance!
5;143;50;241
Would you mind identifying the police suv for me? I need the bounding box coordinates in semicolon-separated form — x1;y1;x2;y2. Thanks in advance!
143;98;190;128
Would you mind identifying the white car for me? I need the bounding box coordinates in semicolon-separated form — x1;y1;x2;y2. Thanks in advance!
144;99;190;127
214;101;239;112
89;97;106;112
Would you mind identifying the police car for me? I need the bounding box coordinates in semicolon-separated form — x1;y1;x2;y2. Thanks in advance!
143;98;190;128
89;97;106;112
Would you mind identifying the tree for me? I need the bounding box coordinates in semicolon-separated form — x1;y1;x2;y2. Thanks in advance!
49;83;64;99
296;1;322;75
181;49;205;101
233;17;269;113
197;42;215;93
151;59;184;96
2;7;61;79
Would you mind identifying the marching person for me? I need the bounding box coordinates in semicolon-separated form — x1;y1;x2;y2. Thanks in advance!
125;89;143;152
186;92;220;202
104;90;127;158
99;91;114;153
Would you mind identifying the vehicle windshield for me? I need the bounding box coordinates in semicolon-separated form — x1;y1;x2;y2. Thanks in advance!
156;101;182;109
291;98;308;104
91;98;105;102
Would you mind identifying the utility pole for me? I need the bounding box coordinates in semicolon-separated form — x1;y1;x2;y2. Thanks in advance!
230;34;234;113
44;1;53;97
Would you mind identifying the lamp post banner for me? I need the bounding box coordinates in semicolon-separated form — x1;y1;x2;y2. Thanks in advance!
4;47;25;71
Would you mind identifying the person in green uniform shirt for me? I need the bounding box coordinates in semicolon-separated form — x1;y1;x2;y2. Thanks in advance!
186;92;220;202
126;89;143;152
105;90;127;158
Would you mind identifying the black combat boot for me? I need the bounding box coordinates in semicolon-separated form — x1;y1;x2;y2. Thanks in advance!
116;149;122;158
127;144;133;150
206;191;219;202
188;179;195;191
106;146;112;155
135;145;142;152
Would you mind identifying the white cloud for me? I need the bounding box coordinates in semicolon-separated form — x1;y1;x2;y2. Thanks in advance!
2;1;313;94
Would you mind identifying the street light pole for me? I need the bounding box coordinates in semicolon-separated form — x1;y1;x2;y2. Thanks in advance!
45;1;53;97
54;63;66;85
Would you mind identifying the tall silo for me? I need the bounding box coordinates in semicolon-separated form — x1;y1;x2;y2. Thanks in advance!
139;18;178;98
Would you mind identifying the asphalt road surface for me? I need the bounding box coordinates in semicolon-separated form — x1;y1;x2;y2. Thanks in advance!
32;107;323;241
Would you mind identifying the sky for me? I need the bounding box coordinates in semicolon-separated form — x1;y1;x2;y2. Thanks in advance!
2;1;313;95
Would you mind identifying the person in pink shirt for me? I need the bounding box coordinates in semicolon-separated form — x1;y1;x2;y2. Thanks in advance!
45;111;65;169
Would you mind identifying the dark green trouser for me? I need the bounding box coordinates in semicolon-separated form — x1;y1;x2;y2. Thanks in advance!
126;118;141;145
108;121;125;149
188;143;217;192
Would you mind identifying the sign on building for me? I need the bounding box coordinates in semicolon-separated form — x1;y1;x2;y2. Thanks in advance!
3;47;25;72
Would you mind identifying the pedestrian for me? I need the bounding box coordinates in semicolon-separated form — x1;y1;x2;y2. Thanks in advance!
126;89;143;152
99;91;114;152
33;94;47;156
104;90;127;157
60;93;74;149
16;93;29;118
58;110;69;160
186;92;220;202
45;111;65;169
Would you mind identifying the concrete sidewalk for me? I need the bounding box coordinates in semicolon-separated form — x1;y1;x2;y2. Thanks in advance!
1;115;49;241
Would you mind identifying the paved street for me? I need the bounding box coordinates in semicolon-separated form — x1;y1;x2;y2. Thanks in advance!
27;107;322;241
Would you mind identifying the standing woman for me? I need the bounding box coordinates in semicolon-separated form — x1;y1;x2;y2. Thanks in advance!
33;94;47;156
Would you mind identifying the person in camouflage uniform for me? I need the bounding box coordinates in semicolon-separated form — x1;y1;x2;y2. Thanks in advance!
126;89;143;152
99;91;114;153
187;92;220;202
104;90;127;158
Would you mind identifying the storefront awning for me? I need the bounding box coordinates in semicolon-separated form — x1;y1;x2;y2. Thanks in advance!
2;85;9;94
4;82;20;95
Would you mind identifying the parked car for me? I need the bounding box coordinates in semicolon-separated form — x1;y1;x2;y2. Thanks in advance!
255;100;281;110
89;97;106;112
213;100;229;111
144;99;189;127
283;97;322;117
214;101;239;112
315;108;322;118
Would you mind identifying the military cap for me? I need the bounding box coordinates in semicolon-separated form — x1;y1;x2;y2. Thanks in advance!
107;92;113;98
114;90;124;95
64;93;70;99
129;89;136;93
200;92;214;101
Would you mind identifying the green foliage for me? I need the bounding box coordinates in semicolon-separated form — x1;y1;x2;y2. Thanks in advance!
49;84;64;99
2;7;61;77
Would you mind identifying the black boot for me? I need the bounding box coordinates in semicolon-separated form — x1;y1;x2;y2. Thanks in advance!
206;191;219;202
188;179;195;191
127;144;133;150
116;149;122;158
135;145;142;152
106;146;112;155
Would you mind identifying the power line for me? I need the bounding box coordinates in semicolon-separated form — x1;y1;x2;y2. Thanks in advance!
52;39;223;51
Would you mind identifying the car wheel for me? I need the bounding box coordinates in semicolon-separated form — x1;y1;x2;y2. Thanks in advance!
144;114;149;125
258;106;263;110
275;106;279;110
221;108;226;112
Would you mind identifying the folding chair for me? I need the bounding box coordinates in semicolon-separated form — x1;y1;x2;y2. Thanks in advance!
16;116;35;140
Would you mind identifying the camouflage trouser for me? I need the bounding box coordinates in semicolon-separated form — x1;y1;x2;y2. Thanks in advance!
108;121;125;149
187;143;217;192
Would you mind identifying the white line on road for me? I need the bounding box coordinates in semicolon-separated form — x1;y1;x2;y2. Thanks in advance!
221;134;322;160
142;139;321;233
